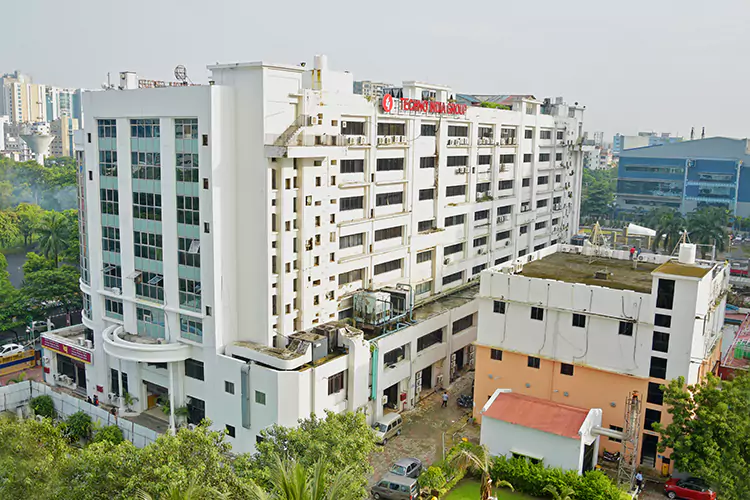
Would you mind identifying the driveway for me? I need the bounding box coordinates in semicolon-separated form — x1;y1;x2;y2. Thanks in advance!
368;371;479;485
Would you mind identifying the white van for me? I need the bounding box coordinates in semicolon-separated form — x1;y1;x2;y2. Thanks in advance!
372;413;403;445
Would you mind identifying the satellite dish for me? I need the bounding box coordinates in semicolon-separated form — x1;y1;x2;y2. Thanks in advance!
174;65;188;82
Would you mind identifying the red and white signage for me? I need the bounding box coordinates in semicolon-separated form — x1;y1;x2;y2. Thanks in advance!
42;337;92;364
382;96;468;116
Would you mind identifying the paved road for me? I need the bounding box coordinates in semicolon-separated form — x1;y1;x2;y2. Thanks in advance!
2;251;27;288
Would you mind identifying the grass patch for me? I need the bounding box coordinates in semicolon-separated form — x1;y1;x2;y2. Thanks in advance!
443;479;539;500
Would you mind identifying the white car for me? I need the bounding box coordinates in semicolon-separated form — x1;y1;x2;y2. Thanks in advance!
0;343;25;357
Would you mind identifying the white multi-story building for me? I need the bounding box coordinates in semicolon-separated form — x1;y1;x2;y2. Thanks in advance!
42;55;587;453
353;80;393;101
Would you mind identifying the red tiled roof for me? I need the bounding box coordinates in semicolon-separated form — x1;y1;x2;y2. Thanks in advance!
482;392;588;439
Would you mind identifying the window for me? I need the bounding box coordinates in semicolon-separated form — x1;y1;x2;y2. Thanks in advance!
420;156;436;168
131;118;160;138
447;125;468;137
619;321;634;336
555;152;562;161
377;122;405;136
478;154;492;165
609;425;623;443
518;225;528;235
104;298;123;319
572;313;586;328
556;131;564;140
338;268;364;285
644;409;661;430
534;221;547;231
131;151;161;180
447;155;469;167
340;159;364;173
652;331;670;353
444;243;464;256
493;301;506;313
255;391;266;405
328;371;345;394
498;205;512;215
538;153;550;162
99;150;118;176
499;154;515;164
452;315;473;334
178;237;201;268
187;396;205;425
377;157;404;171
499;180;513;190
537;176;549;185
177;196;200;225
179;278;201;311
175;118;198;139
495;256;510;265
136;272;164;302
417;328;443;351
421;124;436;137
472;264;486;275
473;236;487;247
496;230;511;241
185;359;205;381
537;199;548;209
340;196;364;211
180;316;203;342
475;209;489;222
446;185;466;197
415;281;432;295
376;191;403;206
375;226;403;241
650;357;668;379
339;233;364;249
524;129;533;139
133;230;163;261
522;178;530;187
102;264;122;289
654;314;672;328
444;214;465;227
374;259;402;275
132;192;162;221
647;382;664;405
528;356;541;369
225;381;235;394
341;121;365;135
102;226;121;253
518;249;527;257
442;271;464;286
479;126;493;139
490;349;503;361
100;188;119;215
418;219;435;232
523;153;532;163
97;119;117;138
225;425;235;438
656;279;675;309
534;243;546;252
476;182;491;195
555;174;561;183
419;188;435;200
561;363;574;376
416;250;432;263
176;152;199;182
540;130;552;139
531;307;544;321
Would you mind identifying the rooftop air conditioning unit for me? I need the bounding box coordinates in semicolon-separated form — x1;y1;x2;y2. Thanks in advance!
84;339;93;349
308;116;318;126
444;257;452;265
386;136;393;144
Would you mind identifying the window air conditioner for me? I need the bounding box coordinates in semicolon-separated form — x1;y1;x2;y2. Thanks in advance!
378;137;386;145
386;136;393;144
444;257;452;265
478;248;486;255
347;136;357;146
112;287;121;295
341;121;347;128
504;240;510;247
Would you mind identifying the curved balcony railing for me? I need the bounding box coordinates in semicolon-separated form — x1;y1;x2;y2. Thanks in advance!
102;324;192;363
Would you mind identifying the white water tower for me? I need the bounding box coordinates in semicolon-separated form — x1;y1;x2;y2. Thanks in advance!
20;122;54;165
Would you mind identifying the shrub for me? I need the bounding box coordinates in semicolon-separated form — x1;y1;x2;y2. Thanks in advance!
91;425;124;445
65;411;93;442
29;395;55;419
419;466;447;492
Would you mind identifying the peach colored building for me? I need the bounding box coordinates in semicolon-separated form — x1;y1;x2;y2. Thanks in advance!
474;243;728;474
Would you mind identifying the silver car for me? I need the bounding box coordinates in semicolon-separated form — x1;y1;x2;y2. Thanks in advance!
389;458;422;479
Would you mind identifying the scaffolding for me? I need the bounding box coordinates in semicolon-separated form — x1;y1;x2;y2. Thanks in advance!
617;391;642;491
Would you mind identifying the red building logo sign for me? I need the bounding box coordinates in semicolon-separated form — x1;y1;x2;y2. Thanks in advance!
41;337;92;364
381;95;467;116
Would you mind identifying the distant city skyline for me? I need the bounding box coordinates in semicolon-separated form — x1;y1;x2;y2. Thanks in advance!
4;0;750;140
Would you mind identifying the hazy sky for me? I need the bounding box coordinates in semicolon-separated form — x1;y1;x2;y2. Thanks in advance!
3;0;748;141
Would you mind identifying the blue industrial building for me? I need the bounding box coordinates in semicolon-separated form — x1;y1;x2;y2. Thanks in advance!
615;137;750;217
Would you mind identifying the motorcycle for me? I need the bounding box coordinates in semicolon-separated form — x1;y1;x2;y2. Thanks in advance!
602;451;621;463
457;394;473;408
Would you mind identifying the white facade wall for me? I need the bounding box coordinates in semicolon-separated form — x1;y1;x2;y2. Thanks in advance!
72;55;587;454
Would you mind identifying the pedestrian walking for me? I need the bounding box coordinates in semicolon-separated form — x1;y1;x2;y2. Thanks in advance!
635;472;644;492
441;391;449;408
629;247;636;260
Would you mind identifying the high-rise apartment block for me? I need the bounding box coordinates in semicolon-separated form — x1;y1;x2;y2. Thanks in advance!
41;55;587;453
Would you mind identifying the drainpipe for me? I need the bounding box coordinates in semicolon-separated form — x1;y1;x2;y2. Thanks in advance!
168;362;176;434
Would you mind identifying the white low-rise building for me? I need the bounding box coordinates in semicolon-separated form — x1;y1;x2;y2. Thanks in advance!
42;54;587;453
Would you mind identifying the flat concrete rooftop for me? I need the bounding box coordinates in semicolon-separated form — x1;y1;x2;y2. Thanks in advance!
519;253;658;294
412;284;479;322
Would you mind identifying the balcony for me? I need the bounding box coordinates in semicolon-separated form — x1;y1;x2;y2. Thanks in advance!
102;325;192;363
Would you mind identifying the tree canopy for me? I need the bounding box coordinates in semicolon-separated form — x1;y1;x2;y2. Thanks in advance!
581;168;616;219
654;373;750;500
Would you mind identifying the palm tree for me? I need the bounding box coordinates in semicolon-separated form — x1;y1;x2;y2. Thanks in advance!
448;444;513;500
248;454;350;500
36;211;70;267
7;371;27;384
136;478;228;500
688;207;728;258
544;484;576;500
649;209;686;252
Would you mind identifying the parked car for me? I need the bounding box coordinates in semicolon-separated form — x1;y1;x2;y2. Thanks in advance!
664;477;716;500
372;413;403;445
0;343;25;357
371;472;419;500
389;458;422;479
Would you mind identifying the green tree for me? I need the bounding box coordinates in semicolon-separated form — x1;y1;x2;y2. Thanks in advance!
449;442;513;500
0;253;29;337
236;411;377;500
688;207;729;258
21;264;81;317
648;208;686;252
136;478;228;500
247;454;351;500
14;202;44;246
37;210;70;266
581;169;616;219
654;373;750;500
22;251;55;274
65;411;94;442
30;395;56;418
91;425;125;445
0;210;20;247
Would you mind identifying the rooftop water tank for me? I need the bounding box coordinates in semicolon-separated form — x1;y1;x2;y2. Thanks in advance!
678;243;696;265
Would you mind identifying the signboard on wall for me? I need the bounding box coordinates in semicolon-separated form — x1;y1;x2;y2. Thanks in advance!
382;95;468;116
41;337;92;364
